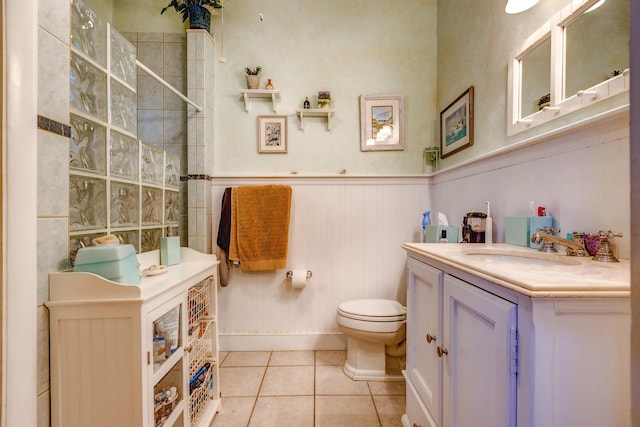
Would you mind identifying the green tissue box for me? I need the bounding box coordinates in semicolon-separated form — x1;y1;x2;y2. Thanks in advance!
425;225;459;243
505;217;530;246
160;236;180;266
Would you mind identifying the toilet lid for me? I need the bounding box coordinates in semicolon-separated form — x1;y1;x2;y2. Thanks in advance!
338;299;406;322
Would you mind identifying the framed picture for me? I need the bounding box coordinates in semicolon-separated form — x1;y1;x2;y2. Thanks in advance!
360;94;404;151
258;115;287;153
440;86;474;159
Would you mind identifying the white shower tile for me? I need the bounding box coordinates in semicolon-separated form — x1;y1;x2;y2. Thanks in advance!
137;75;163;110
164;43;186;77
37;218;68;305
163;110;187;144
37;130;69;217
39;0;70;43
138;109;164;144
38;30;69;124
137;42;163;76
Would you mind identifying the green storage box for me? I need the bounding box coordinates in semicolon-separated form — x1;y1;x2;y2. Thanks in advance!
505;217;530;246
73;244;140;285
425;225;459;243
160;236;181;266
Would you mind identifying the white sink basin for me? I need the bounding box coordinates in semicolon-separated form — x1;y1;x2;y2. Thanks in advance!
463;248;581;266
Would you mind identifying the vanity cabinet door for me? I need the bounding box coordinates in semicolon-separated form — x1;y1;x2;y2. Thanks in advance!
406;257;443;425
442;274;517;427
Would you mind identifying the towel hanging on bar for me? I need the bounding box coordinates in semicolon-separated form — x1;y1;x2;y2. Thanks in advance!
228;185;292;271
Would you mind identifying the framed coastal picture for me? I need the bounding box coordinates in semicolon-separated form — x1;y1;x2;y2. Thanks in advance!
258;115;287;153
440;86;474;158
360;94;404;151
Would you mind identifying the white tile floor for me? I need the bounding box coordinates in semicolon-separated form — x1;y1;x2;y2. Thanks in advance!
211;350;406;427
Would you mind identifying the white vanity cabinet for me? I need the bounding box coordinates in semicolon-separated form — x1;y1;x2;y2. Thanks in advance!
404;257;517;427
402;244;631;427
47;247;221;427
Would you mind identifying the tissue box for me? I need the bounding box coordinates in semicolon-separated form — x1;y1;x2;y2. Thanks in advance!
160;236;181;266
425;225;459;243
529;216;553;249
505;217;530;246
73;244;140;285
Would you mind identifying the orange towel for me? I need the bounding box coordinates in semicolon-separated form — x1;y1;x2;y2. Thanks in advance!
229;185;292;271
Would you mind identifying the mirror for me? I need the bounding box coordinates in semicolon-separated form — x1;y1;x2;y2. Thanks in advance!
507;0;630;136
520;36;551;118
564;0;629;98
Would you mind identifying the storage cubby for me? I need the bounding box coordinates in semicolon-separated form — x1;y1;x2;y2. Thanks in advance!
47;247;221;427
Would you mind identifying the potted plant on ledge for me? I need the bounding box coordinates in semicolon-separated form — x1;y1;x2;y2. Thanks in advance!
244;66;262;89
161;0;222;33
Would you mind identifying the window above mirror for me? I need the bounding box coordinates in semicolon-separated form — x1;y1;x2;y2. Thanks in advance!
507;0;629;136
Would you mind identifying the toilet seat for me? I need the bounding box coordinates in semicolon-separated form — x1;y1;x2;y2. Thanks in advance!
336;299;406;333
337;299;406;322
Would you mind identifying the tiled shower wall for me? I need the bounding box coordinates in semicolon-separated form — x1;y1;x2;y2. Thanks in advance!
125;31;190;246
37;6;193;425
37;0;71;424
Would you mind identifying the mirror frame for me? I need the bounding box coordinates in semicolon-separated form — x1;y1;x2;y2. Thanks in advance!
507;0;630;136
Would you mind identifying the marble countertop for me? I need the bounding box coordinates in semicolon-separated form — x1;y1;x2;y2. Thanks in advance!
402;243;630;298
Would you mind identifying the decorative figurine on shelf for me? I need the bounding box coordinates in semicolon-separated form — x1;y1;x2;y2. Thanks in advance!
265;79;274;90
303;97;311;109
244;66;262;89
318;91;331;109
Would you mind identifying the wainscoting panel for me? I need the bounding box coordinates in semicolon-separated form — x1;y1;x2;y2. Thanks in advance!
211;176;429;351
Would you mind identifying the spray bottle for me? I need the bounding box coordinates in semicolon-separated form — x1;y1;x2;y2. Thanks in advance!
422;211;431;243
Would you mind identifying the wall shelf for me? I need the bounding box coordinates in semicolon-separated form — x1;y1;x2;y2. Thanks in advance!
240;89;280;112
296;108;336;131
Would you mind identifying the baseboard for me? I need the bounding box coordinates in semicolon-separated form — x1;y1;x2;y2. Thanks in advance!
219;333;348;352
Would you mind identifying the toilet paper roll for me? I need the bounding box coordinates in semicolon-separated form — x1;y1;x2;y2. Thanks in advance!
290;269;308;289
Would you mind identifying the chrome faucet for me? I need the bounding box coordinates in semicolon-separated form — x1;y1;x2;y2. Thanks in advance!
530;227;589;256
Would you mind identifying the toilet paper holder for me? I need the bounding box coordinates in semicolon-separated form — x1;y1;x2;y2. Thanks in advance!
286;270;312;279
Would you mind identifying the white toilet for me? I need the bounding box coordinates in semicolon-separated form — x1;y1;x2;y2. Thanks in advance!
335;299;407;381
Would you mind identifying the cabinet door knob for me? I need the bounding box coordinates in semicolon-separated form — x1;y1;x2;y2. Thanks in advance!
426;333;436;343
437;345;448;357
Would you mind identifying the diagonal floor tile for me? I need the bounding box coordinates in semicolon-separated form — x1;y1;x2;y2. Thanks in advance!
221;351;271;367
249;396;314;427
211;396;255;427
269;350;315;366
368;380;406;396
220;366;266;397
315;350;347;366
315;365;371;395
315;395;381;427
260;366;314;396
373;395;406;427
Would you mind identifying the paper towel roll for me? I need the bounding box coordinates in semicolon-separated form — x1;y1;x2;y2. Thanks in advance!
290;269;308;289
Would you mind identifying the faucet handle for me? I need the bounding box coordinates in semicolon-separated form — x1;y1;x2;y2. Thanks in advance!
537;226;560;234
591;231;622;262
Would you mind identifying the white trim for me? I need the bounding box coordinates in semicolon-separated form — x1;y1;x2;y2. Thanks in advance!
3;0;38;425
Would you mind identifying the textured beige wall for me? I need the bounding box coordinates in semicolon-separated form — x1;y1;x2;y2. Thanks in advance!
211;0;437;175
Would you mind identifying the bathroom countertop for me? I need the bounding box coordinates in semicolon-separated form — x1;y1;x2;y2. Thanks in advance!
402;243;630;298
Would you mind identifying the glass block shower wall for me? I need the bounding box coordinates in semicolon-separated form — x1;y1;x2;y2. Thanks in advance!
69;0;180;262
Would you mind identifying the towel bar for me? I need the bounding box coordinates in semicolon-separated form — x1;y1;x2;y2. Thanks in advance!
286;270;312;279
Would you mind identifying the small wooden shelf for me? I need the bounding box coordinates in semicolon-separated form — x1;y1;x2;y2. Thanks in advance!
240;89;280;112
296;108;336;131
